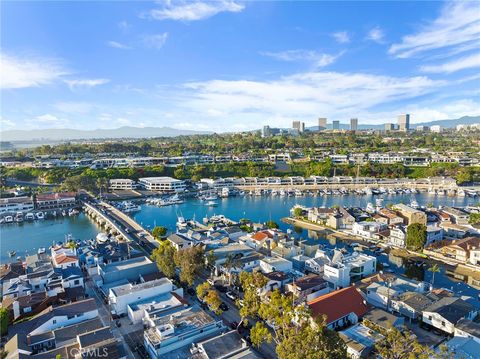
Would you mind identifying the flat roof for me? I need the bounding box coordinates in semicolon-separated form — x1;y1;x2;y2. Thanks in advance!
111;277;171;297
100;256;152;273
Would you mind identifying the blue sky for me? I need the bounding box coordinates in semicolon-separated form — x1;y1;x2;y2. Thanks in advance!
1;0;479;132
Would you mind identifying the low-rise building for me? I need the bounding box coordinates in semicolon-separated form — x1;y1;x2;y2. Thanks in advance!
308;286;368;330
440;236;480;263
426;225;444;246
259;257;293;273
339;323;384;359
323;251;376;289
0;196;34;214
423;297;478;335
98;256;158;285
35;192;77;210
352;221;388;240
285;274;330;304
109;178;137;190
393;204;427;226
442;207;470;225
109;277;179;316
144;306;225;358
363;308;404;331
138;177;186;193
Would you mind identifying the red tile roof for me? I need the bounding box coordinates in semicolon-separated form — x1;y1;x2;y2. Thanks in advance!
55;254;78;265
251;231;273;241
307;286;367;325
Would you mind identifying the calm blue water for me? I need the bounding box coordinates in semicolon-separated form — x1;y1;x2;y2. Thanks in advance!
132;193;476;232
1;193;478;296
0;213;100;263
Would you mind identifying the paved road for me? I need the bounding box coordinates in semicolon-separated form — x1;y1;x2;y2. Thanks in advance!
85;279;135;359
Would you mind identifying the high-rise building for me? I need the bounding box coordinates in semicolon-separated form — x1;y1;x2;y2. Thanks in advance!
332;120;340;130
318;118;327;131
261;125;271;137
350;118;358;131
384;123;395;132
416;126;429;132
398;114;410;132
430;125;442;133
292;120;305;133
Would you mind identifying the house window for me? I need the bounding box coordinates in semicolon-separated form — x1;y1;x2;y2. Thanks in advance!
74;280;80;285
428;316;432;320
53;320;56;324
442;321;445;327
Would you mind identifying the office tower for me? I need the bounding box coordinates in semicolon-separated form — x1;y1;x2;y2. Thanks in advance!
332;120;340;130
430;125;442;133
292;120;305;133
398;114;410;132
318;117;327;131
350;118;358;131
261;125;271;138
384;123;394;132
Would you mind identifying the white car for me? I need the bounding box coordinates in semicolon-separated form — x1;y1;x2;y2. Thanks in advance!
226;291;237;301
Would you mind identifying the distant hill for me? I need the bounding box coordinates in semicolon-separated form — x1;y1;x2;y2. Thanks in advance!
306;115;480;131
1;126;212;142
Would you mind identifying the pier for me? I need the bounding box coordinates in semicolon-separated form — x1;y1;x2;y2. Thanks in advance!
82;198;159;253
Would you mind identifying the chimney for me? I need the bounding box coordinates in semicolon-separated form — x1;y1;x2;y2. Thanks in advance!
13;300;20;319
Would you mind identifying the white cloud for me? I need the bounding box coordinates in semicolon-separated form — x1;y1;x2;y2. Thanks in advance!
118;21;131;33
261;50;343;68
107;41;132;50
332;31;350;44
145;0;244;21
0;53;67;89
0;117;16;130
420;53;480;74
389;1;480;58
366;26;385;43
65;78;110;90
142;33;169;49
26;113;71;128
174;70;444;129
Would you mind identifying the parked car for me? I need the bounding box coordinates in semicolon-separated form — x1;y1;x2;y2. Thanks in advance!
187;287;196;296
226;291;237;300
215;285;227;293
219;302;229;311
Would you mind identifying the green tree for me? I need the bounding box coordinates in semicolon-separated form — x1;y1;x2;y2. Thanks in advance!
152;226;168;239
151;240;176;278
428;263;441;286
406;223;427;251
293;207;303;218
196;281;212;301
174;246;205;286
204;288;223;315
0;307;9;336
223;254;241;287
265;220;279;229
375;327;435;359
469;212;480;225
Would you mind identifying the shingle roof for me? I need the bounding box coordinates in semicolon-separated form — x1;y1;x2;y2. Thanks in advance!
308;286;367;325
425;297;475;324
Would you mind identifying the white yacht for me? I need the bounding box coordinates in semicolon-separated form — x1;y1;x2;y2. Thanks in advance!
121;201;141;213
177;216;188;229
25;213;35;221
203;194;218;201
15;212;24;223
205;200;218;207
410;199;419;209
4;215;14;223
365;202;375;213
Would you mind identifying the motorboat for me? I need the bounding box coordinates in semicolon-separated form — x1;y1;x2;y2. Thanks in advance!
177;216;188;229
4;215;14;223
205;200;218;207
68;208;80;216
410;200;419;209
36;212;45;220
15;212;24;223
203;194;218;201
25;213;35;221
121;201;141;213
38;248;46;254
8;251;16;257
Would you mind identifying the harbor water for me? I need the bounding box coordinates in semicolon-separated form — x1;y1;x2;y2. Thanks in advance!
1;193;478;296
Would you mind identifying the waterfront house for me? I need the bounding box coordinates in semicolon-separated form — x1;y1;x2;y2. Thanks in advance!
393;204;427;226
285;274;330;304
352;221;388;240
308;286;368;330
143;305;225;358
299;239;321;257
326;208;356;230
52;253;79;269
127;291;187;324
422;297;478;335
378;208;404;225
109;277;181;316
339;323;384;359
307;207;335;224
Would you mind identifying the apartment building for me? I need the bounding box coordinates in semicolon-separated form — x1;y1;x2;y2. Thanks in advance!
393;204;427;226
138;177;186;193
109;178;137;190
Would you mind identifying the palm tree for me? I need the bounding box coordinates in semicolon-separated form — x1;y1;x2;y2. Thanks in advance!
428;263;440;287
223;254;242;288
